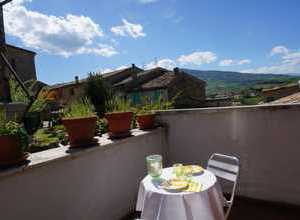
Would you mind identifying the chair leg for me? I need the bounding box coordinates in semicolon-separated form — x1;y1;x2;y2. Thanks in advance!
224;204;233;220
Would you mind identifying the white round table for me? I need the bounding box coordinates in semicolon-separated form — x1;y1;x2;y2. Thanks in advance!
136;167;225;220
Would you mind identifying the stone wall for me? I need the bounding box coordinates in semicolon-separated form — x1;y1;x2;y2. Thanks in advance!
6;45;37;82
168;72;206;108
0;102;27;120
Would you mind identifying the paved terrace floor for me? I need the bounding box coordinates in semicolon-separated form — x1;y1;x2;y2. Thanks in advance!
123;196;300;220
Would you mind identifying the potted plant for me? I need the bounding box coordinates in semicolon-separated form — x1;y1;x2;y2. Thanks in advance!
105;97;133;138
62;98;97;148
136;96;176;130
0;109;29;166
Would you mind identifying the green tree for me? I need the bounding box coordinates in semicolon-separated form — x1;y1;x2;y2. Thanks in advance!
85;73;112;116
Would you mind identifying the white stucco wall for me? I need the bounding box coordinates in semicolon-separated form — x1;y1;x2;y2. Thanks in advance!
156;104;300;205
1;104;300;220
0;129;167;220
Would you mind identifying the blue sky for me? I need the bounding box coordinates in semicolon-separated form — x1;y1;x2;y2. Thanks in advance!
3;0;300;84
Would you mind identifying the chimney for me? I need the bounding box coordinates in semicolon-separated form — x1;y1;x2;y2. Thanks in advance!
75;76;79;84
131;64;137;80
173;67;180;75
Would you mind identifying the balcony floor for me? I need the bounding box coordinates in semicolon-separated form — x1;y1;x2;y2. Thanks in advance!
124;196;300;220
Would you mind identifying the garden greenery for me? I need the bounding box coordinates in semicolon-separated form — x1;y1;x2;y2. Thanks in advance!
63;97;95;119
9;78;29;103
137;94;179;115
0;109;29;151
106;96;133;113
86;73;112;116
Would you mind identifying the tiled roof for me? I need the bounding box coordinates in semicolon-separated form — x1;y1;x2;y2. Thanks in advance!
101;66;142;78
270;91;300;104
140;71;176;90
50;66;144;89
6;44;36;55
262;83;298;92
114;67;167;87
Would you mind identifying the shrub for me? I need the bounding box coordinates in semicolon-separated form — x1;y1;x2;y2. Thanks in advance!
0;109;29;152
86;73;112;116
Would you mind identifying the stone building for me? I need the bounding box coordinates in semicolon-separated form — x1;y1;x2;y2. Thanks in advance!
47;65;143;106
115;67;206;108
5;44;37;82
0;44;38;102
47;65;207;108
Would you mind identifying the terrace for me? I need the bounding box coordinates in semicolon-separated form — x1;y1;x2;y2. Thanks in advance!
1;103;300;219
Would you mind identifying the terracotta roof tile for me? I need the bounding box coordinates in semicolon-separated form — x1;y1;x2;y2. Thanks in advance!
270;92;300;104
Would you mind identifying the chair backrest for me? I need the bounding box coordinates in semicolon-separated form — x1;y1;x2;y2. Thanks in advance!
207;153;239;203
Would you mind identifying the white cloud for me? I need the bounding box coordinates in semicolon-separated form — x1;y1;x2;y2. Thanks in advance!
270;46;289;56
177;51;217;65
238;59;251;65
219;59;234;66
219;58;251;66
3;0;118;57
242;46;300;74
77;44;118;57
241;63;299;74
145;58;176;70
100;65;130;74
138;0;159;4
111;19;146;38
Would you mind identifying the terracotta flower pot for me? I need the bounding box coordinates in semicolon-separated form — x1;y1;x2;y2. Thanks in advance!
62;116;97;148
137;114;155;130
105;112;133;138
0;135;23;163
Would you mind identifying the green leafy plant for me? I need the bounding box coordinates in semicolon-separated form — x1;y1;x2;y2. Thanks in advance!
0;109;29;151
96;118;108;135
29;125;67;153
106;97;133;113
28;98;47;113
86;73;112;116
9;78;29;103
63;97;96;119
137;94;177;115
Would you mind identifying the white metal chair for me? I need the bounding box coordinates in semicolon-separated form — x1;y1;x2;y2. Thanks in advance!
207;153;240;220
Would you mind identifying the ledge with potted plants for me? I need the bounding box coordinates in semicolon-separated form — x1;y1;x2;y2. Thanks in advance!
136;96;175;130
61;98;98;148
0;109;29;168
104;97;134;139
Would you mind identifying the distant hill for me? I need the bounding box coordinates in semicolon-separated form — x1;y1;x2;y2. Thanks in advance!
183;69;300;96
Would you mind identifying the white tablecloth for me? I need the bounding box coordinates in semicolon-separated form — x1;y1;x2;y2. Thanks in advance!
136;167;225;220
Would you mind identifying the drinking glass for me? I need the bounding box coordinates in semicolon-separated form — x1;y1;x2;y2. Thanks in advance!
173;163;183;179
183;166;193;181
146;155;163;179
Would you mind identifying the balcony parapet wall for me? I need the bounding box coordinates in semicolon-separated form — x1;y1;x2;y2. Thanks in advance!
0;128;167;220
156;103;300;205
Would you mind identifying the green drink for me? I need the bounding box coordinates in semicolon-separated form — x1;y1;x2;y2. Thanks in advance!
146;155;163;178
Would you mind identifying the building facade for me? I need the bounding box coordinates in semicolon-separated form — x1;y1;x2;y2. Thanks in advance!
47;66;207;109
5;44;37;82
